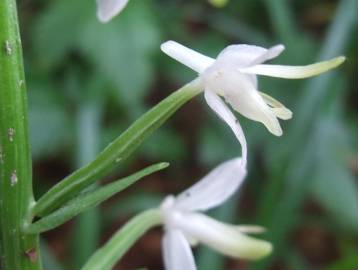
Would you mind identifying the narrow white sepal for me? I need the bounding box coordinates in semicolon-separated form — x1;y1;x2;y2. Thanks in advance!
96;0;129;23
177;213;273;260
175;157;246;212
204;90;247;163
239;56;346;79
161;41;215;73
162;229;196;270
251;44;285;65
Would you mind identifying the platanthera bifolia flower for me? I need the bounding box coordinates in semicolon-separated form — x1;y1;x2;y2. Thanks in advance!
96;0;129;23
158;126;270;269
159;158;272;270
161;41;345;136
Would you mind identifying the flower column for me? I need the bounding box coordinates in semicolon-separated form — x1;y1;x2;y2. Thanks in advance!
0;0;41;269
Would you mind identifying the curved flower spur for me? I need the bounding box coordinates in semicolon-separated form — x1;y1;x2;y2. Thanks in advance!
161;41;345;136
96;0;129;23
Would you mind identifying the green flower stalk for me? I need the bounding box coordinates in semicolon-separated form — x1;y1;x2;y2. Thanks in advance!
0;0;41;269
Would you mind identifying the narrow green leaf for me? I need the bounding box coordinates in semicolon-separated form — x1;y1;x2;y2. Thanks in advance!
81;209;162;270
33;79;203;216
25;163;168;234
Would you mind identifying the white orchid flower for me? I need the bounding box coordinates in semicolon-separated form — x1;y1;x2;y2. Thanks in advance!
96;0;129;23
161;41;345;136
159;157;272;270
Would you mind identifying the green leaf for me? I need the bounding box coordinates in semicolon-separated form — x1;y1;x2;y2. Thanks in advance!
311;117;358;233
26;163;168;234
81;209;162;270
33;79;203;217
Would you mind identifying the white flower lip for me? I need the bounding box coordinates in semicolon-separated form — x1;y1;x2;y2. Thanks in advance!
160;157;272;269
173;213;273;260
96;0;129;23
161;40;345;136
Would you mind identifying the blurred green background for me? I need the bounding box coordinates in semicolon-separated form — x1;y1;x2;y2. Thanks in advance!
18;0;357;269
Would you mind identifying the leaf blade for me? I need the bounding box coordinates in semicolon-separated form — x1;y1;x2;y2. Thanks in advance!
26;163;168;234
33;79;202;216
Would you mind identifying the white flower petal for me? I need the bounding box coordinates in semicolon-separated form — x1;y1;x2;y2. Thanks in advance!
162;229;196;270
259;92;292;120
216;44;284;67
96;0;129;23
217;44;267;67
177;213;273;260
161;41;215;73
202;66;283;136
204;90;247;163
175;157;246;212
239;56;345;79
251;44;285;65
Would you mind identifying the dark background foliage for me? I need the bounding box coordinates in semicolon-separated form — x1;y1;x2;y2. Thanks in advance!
18;0;358;269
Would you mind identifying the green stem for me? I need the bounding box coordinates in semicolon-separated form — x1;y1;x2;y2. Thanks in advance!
0;0;41;269
34;78;203;217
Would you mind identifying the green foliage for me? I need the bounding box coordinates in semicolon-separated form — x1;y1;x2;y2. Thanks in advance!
14;0;358;269
32;79;202;217
26;163;168;234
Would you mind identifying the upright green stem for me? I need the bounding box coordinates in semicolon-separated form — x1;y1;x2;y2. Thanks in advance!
0;1;41;269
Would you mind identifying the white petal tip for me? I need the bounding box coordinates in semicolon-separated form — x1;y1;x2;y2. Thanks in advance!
237;238;273;260
240;55;346;79
269;126;283;137
271;44;285;54
253;242;273;260
96;0;129;23
160;41;215;73
335;56;346;66
272;108;293;120
230;234;273;260
277;44;285;50
262;120;283;136
97;13;111;23
160;40;176;54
